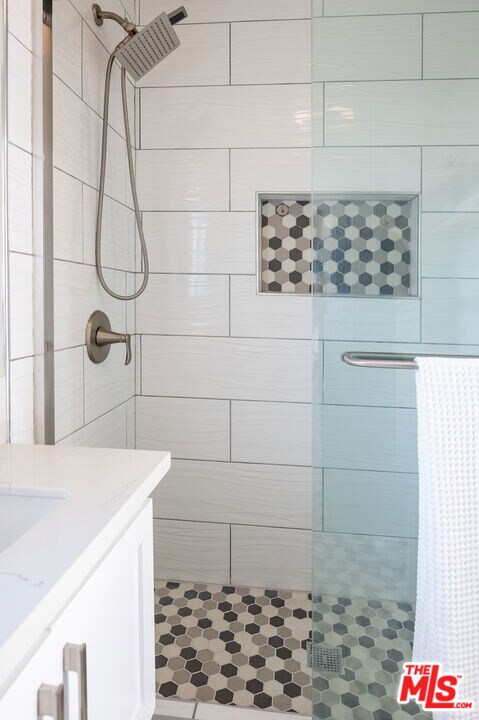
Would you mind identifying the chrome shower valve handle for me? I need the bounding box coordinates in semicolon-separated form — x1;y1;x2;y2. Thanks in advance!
86;310;132;366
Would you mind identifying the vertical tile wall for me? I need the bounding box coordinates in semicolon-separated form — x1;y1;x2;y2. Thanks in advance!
52;0;136;448
136;0;313;590
6;0;37;443
6;0;138;447
313;0;479;601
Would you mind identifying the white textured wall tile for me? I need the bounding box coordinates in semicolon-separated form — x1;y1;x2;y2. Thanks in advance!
9;252;33;359
152;459;312;528
53;0;82;96
424;13;479;79
230;276;312;339
58;402;127;448
136;149;229;211
8;144;33;254
231;525;312;591
54;346;84;442
126;397;135;449
73;0;129;53
141;0;311;24
153;519;230;584
141;85;311;149
324;469;418;538
136;274;229;336
8;0;32;49
422;278;479;344
142;336;313;401
231;401;311;466
231;20;311;85
137;23;230;87
54;260;126;349
83;185;135;271
313;531;417;602
9;357;34;444
104;126;127;205
314;15;421;81
326;81;479;146
53;168;83;263
143;212;256;274
53;76;101;188
231;149;311;211
316;405;418;473
136;396;230;460
313;147;421;192
82;24;134;141
8;34;32;152
422;213;479;278
423;146;479;211
84;346;134;424
82;22;112;117
324;0;479;14
155;700;195;719
313;297;421;342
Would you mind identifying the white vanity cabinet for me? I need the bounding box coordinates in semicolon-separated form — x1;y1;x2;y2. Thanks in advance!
0;502;156;720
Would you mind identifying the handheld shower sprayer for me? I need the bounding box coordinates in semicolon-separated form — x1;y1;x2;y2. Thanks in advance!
92;4;187;301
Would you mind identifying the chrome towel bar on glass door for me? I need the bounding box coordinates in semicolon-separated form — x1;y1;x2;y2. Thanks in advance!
342;352;478;370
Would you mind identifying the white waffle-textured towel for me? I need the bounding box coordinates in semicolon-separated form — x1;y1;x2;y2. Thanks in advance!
414;357;479;719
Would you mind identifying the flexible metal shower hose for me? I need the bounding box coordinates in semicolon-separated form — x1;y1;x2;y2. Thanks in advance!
95;51;149;300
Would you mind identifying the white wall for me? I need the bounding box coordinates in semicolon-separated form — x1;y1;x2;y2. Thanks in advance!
6;0;38;443
136;0;313;591
52;0;136;448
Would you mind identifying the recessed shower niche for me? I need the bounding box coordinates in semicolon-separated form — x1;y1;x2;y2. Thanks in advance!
259;193;419;296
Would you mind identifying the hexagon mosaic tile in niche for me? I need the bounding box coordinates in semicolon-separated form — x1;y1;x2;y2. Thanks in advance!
259;194;418;296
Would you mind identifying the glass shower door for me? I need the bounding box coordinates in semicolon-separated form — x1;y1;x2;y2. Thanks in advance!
311;2;479;718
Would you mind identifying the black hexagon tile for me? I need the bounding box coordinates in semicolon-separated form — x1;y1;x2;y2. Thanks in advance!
154;581;426;719
260;194;418;297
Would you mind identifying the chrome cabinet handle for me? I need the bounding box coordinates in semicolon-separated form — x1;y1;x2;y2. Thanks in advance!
64;644;88;720
38;684;64;720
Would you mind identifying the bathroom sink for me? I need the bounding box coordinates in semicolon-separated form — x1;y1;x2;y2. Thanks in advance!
0;488;66;554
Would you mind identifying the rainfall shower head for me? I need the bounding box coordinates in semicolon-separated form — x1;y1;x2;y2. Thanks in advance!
92;4;188;82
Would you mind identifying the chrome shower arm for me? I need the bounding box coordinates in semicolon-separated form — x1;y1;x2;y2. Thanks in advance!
92;4;137;35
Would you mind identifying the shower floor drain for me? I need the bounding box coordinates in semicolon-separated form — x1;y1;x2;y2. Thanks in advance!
307;642;344;674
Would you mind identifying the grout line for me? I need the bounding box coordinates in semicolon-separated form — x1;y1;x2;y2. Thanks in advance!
151;517;416;540
56;397;133;444
229;524;232;583
421;14;424;80
228;148;232;211
139;394;312;405
228;23;232;85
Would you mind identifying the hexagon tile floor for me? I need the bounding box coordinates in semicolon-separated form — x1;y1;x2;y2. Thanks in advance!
154;581;430;720
155;580;312;715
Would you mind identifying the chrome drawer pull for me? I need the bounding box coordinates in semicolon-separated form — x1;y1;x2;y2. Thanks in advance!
38;684;64;720
64;644;88;720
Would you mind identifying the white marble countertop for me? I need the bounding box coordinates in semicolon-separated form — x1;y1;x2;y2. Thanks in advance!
0;443;170;697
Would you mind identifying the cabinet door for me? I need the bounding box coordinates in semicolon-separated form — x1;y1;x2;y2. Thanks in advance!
54;501;155;720
0;501;155;720
0;626;65;719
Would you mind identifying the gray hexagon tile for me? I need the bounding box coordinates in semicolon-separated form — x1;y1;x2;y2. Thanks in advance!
155;580;312;714
260;195;418;297
154;581;427;720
